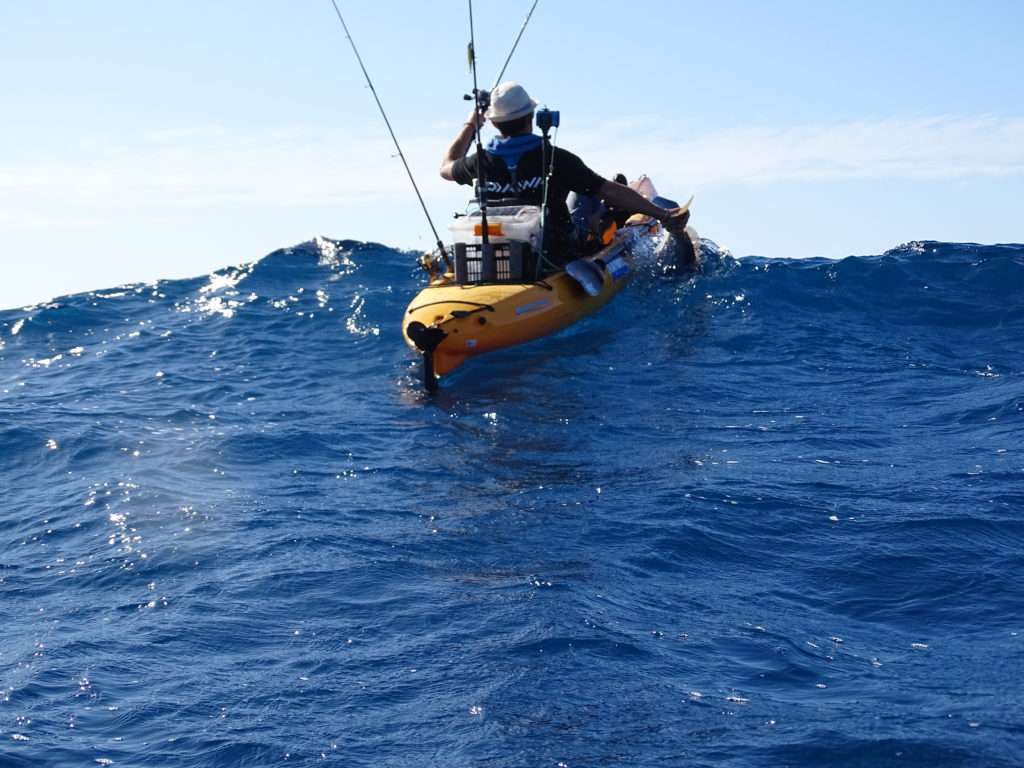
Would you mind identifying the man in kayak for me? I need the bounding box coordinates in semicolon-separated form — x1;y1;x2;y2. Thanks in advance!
440;81;691;262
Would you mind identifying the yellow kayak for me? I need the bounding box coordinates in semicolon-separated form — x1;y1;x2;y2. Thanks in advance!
403;185;699;389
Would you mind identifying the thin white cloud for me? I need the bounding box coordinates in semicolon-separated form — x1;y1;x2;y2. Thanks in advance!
574;115;1024;188
0;132;428;216
142;125;230;144
1;115;1021;226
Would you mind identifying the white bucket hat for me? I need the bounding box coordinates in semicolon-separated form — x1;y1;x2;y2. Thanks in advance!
485;82;538;122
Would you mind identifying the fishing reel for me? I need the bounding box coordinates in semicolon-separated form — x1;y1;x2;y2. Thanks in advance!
536;107;559;133
463;88;490;111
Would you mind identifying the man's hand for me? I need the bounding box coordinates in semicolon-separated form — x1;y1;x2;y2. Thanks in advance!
465;107;484;132
661;207;691;237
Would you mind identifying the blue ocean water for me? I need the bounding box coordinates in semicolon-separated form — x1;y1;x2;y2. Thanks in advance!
1;238;1022;767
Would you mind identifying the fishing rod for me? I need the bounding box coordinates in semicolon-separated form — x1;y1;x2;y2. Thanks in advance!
464;0;541;249
536;109;559;278
475;0;549;276
328;0;450;268
466;0;491;248
491;0;540;90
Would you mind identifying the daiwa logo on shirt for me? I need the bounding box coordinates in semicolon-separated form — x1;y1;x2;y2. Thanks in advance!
483;177;543;195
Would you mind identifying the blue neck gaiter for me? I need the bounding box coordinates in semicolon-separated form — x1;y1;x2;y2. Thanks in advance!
486;133;543;174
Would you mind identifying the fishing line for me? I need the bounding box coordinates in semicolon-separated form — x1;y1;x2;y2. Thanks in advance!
328;0;449;266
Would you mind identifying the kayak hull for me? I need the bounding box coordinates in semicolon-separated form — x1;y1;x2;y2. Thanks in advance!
403;217;699;380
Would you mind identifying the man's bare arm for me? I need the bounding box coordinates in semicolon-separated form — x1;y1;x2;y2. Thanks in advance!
598;179;690;234
440;110;483;181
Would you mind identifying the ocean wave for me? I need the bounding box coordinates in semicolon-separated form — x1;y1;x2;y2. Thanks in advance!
2;239;1022;766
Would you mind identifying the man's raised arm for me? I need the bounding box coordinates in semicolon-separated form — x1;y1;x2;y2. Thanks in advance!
440;109;483;181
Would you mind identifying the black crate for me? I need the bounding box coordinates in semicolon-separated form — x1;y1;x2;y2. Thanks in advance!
454;242;536;284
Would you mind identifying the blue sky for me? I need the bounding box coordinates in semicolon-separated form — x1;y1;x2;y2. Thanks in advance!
2;0;1022;308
